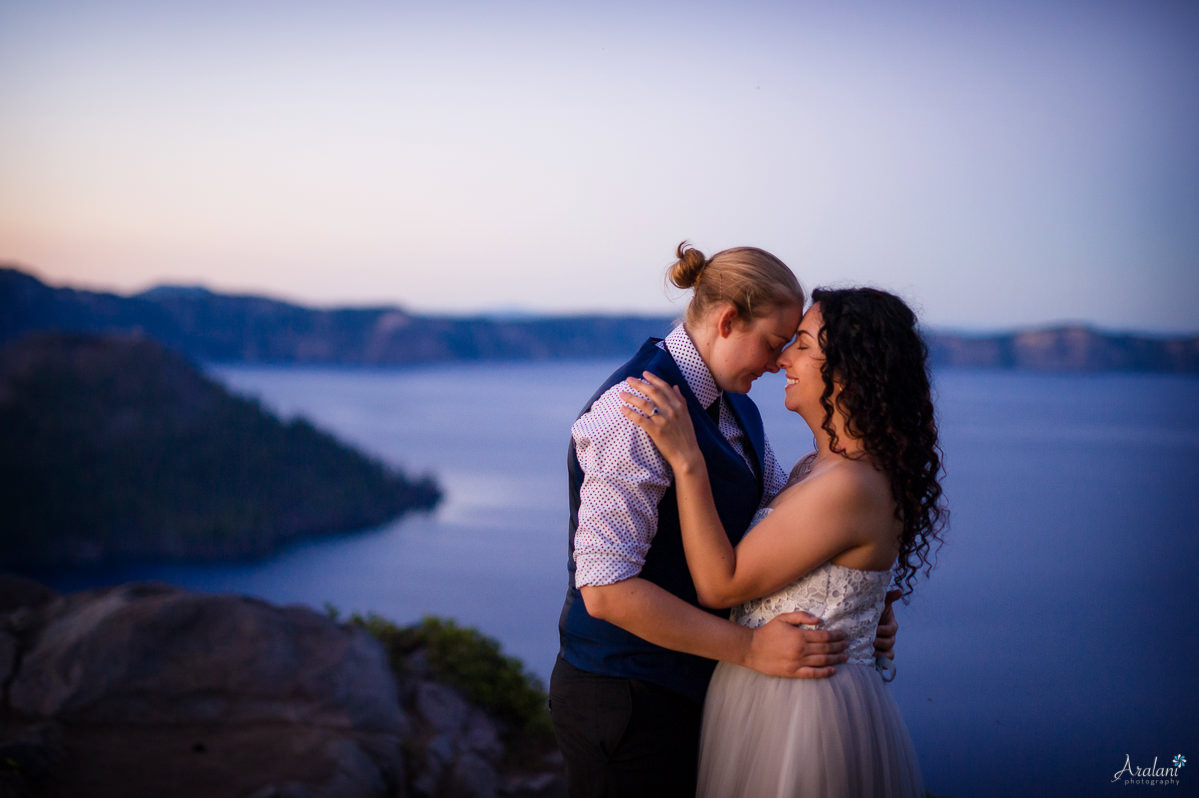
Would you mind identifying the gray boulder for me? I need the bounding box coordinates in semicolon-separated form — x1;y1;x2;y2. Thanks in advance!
3;580;407;798
407;680;503;798
0;576;566;798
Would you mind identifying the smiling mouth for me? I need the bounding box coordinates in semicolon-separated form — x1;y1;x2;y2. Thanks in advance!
786;377;799;386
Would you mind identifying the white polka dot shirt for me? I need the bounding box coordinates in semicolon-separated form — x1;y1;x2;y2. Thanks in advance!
571;324;788;588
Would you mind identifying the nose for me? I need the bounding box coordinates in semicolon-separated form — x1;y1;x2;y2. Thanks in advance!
765;360;781;374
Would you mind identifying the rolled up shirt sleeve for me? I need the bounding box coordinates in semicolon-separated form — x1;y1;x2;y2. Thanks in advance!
571;382;672;588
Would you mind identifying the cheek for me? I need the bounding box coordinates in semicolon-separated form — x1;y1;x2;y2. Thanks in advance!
796;359;815;385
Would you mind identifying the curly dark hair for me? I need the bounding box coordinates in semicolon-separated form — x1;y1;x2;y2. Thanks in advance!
811;287;947;600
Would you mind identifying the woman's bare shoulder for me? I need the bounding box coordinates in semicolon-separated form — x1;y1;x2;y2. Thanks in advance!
777;457;892;516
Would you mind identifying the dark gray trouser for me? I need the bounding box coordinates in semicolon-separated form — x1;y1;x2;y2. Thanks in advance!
549;655;703;798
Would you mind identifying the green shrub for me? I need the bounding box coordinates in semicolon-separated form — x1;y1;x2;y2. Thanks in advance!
345;611;554;753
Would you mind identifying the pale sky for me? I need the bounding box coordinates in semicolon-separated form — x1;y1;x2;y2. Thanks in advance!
2;0;1196;332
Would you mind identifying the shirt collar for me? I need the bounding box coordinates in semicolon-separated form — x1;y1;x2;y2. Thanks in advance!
662;324;721;410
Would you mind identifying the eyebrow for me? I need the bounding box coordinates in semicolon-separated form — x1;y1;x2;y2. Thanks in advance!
797;329;815;340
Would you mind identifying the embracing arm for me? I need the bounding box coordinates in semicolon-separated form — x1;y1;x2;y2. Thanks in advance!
621;372;874;609
574;378;846;677
581;577;845;677
669;452;866;607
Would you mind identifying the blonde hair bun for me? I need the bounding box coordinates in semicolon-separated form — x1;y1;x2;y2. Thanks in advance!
668;241;709;290
665;240;805;326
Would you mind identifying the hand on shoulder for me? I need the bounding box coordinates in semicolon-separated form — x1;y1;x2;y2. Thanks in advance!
617;371;705;475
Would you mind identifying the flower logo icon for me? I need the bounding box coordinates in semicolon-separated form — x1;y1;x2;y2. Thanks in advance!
1174;754;1187;768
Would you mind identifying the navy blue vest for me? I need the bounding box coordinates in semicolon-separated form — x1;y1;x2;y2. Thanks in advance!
557;338;766;702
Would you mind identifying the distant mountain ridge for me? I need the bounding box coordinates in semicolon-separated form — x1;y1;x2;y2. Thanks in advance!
3;265;1196;372
927;326;1199;373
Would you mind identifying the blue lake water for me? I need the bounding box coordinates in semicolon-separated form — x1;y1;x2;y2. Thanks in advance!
41;361;1199;797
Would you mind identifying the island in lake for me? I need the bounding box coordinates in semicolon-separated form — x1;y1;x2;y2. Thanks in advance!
0;331;441;571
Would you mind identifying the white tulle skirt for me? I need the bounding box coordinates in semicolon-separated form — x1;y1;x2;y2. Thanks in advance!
697;662;923;798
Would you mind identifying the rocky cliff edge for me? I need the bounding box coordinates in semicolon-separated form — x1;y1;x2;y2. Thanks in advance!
0;574;563;798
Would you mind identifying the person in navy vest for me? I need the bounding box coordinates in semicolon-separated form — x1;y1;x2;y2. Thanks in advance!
550;243;899;797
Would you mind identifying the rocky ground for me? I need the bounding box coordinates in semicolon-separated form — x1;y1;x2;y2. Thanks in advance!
0;574;564;798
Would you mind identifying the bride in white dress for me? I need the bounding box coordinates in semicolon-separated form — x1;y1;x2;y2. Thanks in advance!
621;287;946;798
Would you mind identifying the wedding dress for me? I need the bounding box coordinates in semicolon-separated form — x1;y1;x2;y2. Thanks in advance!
696;508;924;798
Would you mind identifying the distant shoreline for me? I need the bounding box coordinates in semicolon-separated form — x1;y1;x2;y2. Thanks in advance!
4;265;1197;373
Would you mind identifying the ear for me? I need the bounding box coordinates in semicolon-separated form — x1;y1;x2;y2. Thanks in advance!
714;304;740;339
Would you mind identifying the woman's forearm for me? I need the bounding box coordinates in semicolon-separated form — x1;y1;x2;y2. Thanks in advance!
580;577;751;662
615;373;752;607
672;459;741;607
580;577;847;678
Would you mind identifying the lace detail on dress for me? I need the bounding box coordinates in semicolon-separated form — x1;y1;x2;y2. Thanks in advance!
730;508;892;666
783;451;819;490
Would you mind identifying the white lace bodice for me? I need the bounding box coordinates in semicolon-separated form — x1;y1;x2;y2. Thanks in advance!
731;508;892;666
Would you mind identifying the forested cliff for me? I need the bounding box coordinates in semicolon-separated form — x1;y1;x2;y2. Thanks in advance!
0;332;440;570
